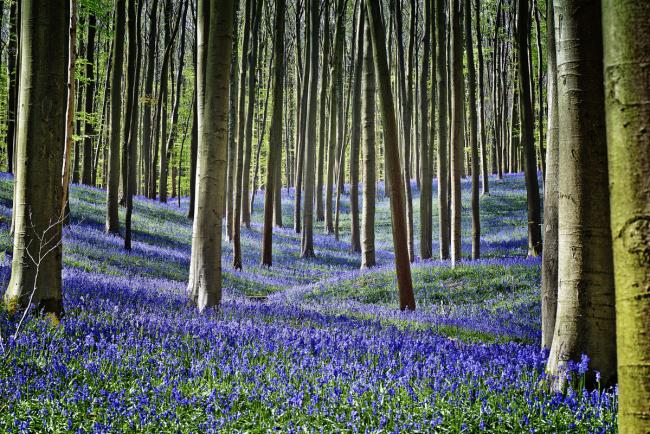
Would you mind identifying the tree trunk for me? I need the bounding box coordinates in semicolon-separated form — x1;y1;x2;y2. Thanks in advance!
436;0;449;260
546;0;616;391
225;0;240;234
450;0;463;266
465;0;480;260
106;0;126;234
300;0;319;257
61;0;77;223
474;0;488;195
316;0;330;222
365;0;415;311
349;4;364;253
516;0;542;257
4;0;67;318
232;0;254;269
541;0;558;351
261;0;285;266
603;1;650;429
361;8;376;269
241;0;263;227
82;14;97;186
142;0;158;198
188;0;233;311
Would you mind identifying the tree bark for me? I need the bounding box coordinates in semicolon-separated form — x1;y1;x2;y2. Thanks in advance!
474;0;488;195
349;4;364;253
603;1;650;430
450;0;463;266
261;0;285;266
188;0;233;311
5;1;19;174
4;0;67;318
365;0;415;311
361;7;375;269
316;0;330;222
436;0;449;260
546;0;616;391
106;0;126;234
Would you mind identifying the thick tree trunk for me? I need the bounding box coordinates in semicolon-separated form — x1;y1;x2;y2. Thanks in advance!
188;0;233;311
4;0;67;318
603;1;650;431
106;0;126;234
541;0;558;350
546;0;616;391
436;0;449;260
365;0;415;310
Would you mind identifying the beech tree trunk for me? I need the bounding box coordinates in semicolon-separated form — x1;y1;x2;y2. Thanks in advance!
603;1;650;430
106;0;126;234
546;0;616;391
541;0;558;350
349;4;364;253
450;0;463;266
187;0;233;311
4;0;67;318
365;0;415;310
436;0;450;260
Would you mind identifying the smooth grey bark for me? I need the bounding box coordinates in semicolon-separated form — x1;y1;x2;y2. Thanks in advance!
187;0;234;311
4;0;67;318
349;4;364;253
540;0;558;350
435;0;449;260
474;0;488;195
450;0;463;266
316;0;330;222
546;0;616;391
361;9;376;269
106;0;125;235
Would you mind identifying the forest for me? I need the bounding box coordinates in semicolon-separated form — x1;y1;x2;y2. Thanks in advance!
0;0;648;432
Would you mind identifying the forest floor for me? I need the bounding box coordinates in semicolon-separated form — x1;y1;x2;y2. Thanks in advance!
0;172;617;432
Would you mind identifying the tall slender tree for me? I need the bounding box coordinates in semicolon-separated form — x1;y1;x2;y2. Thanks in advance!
365;0;415;310
4;0;68;318
301;0;319;257
349;2;364;254
449;0;463;265
361;8;375;269
436;0;450;260
187;0;234;311
316;0;331;223
603;1;650;430
419;0;432;260
474;0;488;195
541;0;558;350
261;0;286;266
546;0;616;390
516;0;542;257
106;0;126;235
465;0;480;259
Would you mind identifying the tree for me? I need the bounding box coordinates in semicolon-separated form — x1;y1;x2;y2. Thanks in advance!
125;0;144;250
465;0;480;260
546;0;616;390
435;0;449;260
106;0;126;235
516;0;542;257
6;1;19;174
540;0;558;350
325;0;343;235
603;1;650;430
232;0;255;269
360;7;375;269
187;0;234;311
4;0;68;318
301;0;319;257
82;13;97;186
474;0;488;195
261;0;286;266
365;0;415;311
61;0;78;223
349;3;364;254
316;0;331;223
450;0;463;265
419;0;432;260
